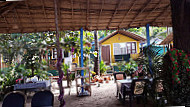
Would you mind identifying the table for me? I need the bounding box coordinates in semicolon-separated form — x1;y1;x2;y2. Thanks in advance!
14;80;51;93
116;78;153;103
116;79;132;100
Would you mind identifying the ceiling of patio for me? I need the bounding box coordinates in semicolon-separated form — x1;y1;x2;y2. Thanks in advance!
0;0;171;33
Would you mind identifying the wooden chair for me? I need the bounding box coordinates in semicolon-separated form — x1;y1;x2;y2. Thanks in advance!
31;90;54;107
2;91;26;107
123;79;149;107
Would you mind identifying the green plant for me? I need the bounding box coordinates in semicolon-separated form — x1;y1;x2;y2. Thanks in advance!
136;45;163;78
125;59;138;75
99;60;107;75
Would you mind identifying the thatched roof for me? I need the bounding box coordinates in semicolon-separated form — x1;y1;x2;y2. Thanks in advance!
99;30;146;44
0;0;171;33
159;33;173;45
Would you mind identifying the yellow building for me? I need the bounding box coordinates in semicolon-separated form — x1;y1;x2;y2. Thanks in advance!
99;30;146;64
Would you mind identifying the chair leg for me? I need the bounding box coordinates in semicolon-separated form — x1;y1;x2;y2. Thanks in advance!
129;95;132;107
122;92;125;104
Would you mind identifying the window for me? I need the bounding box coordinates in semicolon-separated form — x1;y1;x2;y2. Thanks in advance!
113;42;137;55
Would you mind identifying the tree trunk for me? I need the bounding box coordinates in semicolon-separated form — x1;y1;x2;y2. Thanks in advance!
170;0;190;53
94;30;100;75
54;0;65;106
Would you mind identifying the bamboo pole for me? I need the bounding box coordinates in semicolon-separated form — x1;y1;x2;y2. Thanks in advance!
54;0;65;106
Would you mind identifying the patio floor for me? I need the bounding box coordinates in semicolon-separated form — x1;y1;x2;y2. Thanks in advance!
0;78;154;107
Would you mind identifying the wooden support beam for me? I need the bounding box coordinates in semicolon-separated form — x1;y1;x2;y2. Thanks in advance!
107;0;122;29
128;0;152;28
25;0;36;32
97;0;104;29
151;4;170;24
54;0;64;106
0;2;19;16
143;0;162;22
86;0;90;30
118;0;137;28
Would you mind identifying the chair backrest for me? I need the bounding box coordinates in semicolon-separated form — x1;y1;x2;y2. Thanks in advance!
31;90;54;107
2;91;26;107
153;78;164;93
113;72;126;82
131;79;149;96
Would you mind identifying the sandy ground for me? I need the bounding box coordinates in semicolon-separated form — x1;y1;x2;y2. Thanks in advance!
0;78;153;107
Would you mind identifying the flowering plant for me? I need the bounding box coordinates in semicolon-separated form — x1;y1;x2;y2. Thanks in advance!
169;48;190;84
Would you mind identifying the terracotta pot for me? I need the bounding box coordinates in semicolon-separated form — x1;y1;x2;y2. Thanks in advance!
108;76;111;81
98;79;103;83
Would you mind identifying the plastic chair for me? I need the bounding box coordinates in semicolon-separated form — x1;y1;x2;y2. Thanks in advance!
31;90;54;107
113;72;126;82
123;79;149;107
2;91;26;107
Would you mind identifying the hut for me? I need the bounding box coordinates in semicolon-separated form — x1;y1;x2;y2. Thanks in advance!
99;30;146;64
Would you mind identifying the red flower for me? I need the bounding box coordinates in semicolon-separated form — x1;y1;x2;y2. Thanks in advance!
171;58;175;61
179;53;182;56
173;66;175;70
187;68;190;72
177;70;179;73
176;50;178;53
176;72;178;75
169;53;172;56
175;62;178;65
171;49;173;51
175;53;178;56
178;81;181;84
176;78;178;81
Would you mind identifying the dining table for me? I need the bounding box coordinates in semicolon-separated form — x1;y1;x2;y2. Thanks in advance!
116;77;153;101
116;79;132;100
14;80;51;93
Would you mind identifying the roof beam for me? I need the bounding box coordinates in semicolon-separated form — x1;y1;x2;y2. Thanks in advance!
57;0;62;30
3;16;9;32
142;0;162;22
118;0;137;28
0;2;19;16
97;0;104;30
86;0;90;30
151;4;170;23
128;0;152;28
14;8;23;32
107;0;122;29
71;0;74;30
25;0;36;32
41;0;48;31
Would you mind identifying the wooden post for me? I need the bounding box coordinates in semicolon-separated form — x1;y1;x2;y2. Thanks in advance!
170;0;190;52
94;30;100;75
54;0;65;106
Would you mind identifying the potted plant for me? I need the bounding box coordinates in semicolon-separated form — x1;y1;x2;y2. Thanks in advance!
99;61;107;75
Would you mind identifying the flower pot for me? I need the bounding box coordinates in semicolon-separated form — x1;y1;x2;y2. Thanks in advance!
98;79;103;83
